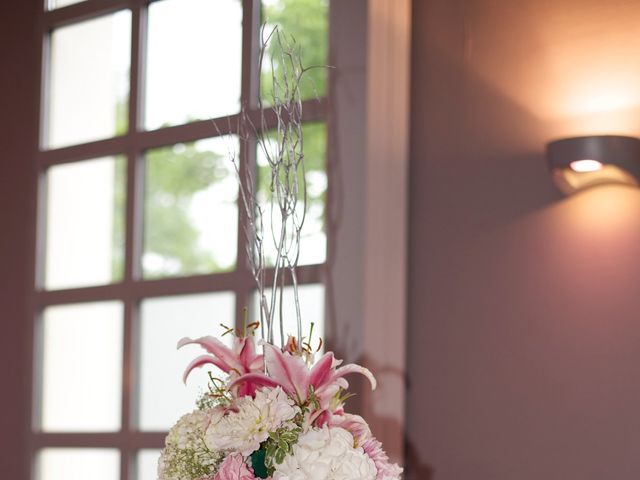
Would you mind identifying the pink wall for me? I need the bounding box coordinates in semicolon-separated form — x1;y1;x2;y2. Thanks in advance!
407;0;640;480
408;0;640;478
0;0;39;476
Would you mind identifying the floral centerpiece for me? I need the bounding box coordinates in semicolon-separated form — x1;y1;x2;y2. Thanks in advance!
157;28;403;480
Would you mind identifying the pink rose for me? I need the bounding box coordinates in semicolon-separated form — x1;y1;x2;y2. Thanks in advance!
214;453;258;480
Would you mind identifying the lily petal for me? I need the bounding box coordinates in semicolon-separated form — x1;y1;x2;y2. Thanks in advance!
309;352;335;389
262;342;310;402
238;337;256;369
177;336;241;371
333;364;377;390
182;354;229;384
229;372;283;391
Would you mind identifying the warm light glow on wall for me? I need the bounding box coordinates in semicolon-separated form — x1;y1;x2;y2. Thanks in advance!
557;185;640;237
466;2;640;136
515;184;640;321
570;89;636;117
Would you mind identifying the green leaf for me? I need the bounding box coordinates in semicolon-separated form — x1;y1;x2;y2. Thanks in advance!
250;449;270;479
275;448;286;464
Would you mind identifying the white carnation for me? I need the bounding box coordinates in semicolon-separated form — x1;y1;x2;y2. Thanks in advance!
205;387;298;456
273;426;377;480
158;409;224;480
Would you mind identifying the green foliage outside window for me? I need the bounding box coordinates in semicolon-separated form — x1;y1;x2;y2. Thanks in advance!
261;0;329;102
143;143;234;278
111;0;329;279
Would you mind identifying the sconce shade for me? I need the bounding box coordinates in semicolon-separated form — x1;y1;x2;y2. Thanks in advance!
547;135;640;194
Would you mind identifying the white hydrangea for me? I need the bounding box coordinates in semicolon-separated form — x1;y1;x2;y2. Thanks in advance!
205;387;298;456
158;409;224;480
273;426;377;480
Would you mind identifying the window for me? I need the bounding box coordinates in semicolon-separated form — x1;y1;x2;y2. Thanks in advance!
32;1;329;479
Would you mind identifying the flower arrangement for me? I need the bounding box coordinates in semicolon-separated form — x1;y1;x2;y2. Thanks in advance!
157;28;402;480
158;329;402;480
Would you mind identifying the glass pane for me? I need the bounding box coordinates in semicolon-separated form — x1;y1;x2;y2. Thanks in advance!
47;0;86;9
137;450;162;480
257;122;327;266
139;293;235;431
143;137;238;279
252;284;325;349
36;449;119;480
261;0;329;103
46;11;131;148
145;0;242;130
41;302;123;432
45;156;125;290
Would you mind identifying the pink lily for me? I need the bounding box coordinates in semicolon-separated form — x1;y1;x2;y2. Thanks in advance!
230;342;376;410
178;335;264;397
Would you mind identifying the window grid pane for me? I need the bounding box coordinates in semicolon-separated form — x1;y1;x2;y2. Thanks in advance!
260;0;329;103
40;302;124;432
36;448;120;480
44;156;126;290
34;2;328;479
142;137;239;279
47;0;88;10
45;10;131;149
137;449;162;480
257;122;328;267
145;0;243;130
138;292;235;431
252;283;325;349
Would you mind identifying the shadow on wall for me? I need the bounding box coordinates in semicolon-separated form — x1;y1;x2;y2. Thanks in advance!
405;440;434;480
348;353;435;480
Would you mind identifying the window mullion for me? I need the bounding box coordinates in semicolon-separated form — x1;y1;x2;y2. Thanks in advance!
129;1;146;140
236;0;260;331
241;0;261;109
235;135;257;331
124;0;145;283
121;4;146;479
35;99;327;169
120;302;136;480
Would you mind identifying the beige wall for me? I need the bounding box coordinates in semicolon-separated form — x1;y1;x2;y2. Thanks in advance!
408;0;640;478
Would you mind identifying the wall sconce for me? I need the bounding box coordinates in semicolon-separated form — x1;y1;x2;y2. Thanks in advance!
547;135;640;194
